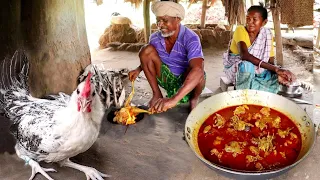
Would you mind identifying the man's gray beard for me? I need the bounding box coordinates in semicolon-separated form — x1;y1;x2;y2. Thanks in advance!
161;31;175;37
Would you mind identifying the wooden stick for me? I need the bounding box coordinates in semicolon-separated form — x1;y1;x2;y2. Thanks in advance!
270;0;284;66
200;0;208;28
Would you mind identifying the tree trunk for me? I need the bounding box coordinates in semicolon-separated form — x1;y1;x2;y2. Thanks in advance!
143;0;151;43
200;0;208;28
270;0;283;66
0;0;91;97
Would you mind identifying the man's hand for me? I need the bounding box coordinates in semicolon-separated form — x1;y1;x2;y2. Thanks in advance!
128;66;142;82
149;97;179;113
275;68;296;86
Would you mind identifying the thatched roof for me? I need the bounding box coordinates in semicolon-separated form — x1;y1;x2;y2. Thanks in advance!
221;0;246;26
94;0;145;8
124;0;144;8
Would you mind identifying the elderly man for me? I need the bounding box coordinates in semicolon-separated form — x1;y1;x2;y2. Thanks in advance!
128;1;205;113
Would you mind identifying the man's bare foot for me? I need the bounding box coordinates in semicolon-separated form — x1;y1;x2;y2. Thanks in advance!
149;95;163;109
189;98;199;112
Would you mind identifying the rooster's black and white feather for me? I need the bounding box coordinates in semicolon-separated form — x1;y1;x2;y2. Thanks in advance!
0;50;110;180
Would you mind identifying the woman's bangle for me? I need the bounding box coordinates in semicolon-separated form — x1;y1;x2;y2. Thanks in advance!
258;60;263;69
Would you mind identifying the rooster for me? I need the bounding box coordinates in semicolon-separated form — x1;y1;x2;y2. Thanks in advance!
0;51;110;180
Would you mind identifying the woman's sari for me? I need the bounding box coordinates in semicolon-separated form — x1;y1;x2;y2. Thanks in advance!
222;27;279;93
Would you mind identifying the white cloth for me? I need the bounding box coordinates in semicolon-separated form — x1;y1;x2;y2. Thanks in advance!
151;1;185;20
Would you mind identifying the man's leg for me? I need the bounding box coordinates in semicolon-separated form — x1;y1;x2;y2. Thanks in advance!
139;45;163;107
189;76;205;110
183;68;206;111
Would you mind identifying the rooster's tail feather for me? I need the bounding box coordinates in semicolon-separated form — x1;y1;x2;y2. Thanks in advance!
0;50;29;109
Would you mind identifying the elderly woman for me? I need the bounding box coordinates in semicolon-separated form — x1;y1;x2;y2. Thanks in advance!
223;4;295;93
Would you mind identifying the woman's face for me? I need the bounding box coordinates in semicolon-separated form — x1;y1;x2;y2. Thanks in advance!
246;10;267;33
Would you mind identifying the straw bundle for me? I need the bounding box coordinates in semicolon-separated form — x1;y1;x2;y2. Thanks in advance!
99;24;137;48
222;0;246;25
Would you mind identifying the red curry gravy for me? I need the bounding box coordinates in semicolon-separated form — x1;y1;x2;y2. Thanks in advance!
198;105;301;171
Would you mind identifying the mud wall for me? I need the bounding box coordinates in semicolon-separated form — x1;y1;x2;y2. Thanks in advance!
0;0;90;97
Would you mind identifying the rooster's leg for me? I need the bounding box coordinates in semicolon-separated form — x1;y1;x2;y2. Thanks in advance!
59;158;111;180
19;155;56;180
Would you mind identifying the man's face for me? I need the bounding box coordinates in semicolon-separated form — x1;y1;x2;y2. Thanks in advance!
156;16;180;37
245;10;267;33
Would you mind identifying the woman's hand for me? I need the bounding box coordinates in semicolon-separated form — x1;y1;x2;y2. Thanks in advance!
128;66;142;82
275;68;296;86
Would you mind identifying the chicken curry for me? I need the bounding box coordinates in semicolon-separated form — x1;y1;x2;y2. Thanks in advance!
198;105;301;171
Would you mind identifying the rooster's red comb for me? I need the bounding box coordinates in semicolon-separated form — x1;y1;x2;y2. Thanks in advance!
81;72;92;98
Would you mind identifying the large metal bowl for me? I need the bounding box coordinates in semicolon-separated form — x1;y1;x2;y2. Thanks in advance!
184;89;316;180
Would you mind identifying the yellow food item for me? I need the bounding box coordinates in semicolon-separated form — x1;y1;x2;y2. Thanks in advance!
253;113;262;120
255;119;268;131
290;132;298;140
249;146;260;155
210;148;223;161
226;128;237;136
231;115;253;131
273;149;277;155
271;116;281;128
203;125;211;133
213;113;226;128
277;128;293;138
255;162;264;170
225;141;244;157
113;81;152;125
284;140;292;146
257;134;274;153
213;136;223;146
260;107;271;117
280;152;286;159
233;105;249;116
246;155;262;164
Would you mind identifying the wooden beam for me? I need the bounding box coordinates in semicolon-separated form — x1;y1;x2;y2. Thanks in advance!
143;0;151;43
200;0;208;28
270;0;283;66
269;27;313;31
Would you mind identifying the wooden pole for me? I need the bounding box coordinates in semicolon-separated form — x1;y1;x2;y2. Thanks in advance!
270;0;283;66
200;0;208;28
250;0;254;6
316;27;320;49
143;0;151;43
